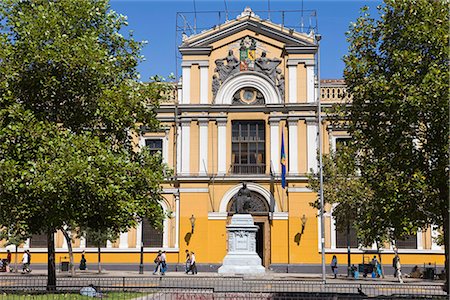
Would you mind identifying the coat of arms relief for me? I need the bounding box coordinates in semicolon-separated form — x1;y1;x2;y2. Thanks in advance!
212;36;285;102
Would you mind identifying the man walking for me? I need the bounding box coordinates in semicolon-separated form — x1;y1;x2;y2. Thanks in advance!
190;252;197;275
160;251;167;275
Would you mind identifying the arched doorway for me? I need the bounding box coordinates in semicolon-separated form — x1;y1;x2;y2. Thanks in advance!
227;190;271;267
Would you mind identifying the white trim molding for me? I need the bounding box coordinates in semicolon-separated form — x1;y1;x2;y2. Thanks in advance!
273;212;289;220
287;187;312;193
306;118;318;173
217;118;228;175
269;118;280;174
288;65;297;103
208;212;228;220
198;118;209;175
287;118;299;174
215;72;282;105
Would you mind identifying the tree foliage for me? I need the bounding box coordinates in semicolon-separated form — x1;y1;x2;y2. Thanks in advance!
343;0;449;290
0;0;170;288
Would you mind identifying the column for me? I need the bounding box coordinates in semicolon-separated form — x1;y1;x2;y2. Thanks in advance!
217;118;227;175
417;228;423;250
288;64;297;103
119;232;128;249
180;120;191;174
24;238;30;249
198;119;209;175
270;118;280;173
136;221;142;249
306;118;318;173
199;64;209;104
174;194;180;249
106;240;112;248
181;64;191;104
288;118;299;175
176;124;181;174
79;236;86;249
177;79;183;104
306;64;315;103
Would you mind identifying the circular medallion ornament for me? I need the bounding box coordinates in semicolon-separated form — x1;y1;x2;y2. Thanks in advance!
239;88;257;104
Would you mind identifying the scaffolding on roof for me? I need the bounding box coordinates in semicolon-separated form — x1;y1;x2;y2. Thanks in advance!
174;8;318;80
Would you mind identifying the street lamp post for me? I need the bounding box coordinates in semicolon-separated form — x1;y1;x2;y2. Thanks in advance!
139;219;144;274
316;33;326;283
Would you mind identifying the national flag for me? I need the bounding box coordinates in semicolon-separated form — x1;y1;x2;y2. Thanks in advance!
281;131;287;189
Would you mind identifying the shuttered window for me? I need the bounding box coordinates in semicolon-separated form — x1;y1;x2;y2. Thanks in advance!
29;233;47;248
142;218;163;247
336;226;358;248
396;235;417;249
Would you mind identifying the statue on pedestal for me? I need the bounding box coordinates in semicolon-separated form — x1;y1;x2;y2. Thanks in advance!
233;182;252;214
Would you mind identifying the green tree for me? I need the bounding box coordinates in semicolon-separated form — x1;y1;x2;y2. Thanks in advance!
309;143;375;276
0;0;169;289
81;227;119;273
343;0;449;290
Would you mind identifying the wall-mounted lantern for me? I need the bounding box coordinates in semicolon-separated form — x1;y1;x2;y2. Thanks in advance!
301;214;308;234
190;214;196;233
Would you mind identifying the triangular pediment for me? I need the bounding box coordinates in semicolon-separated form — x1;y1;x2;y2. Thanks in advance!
180;10;317;55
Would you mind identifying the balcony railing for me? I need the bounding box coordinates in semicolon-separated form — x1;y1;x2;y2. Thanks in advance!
231;164;265;174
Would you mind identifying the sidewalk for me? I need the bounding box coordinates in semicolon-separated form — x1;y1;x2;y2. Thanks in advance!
1;268;444;285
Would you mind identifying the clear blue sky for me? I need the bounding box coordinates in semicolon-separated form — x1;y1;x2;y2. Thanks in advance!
110;0;382;81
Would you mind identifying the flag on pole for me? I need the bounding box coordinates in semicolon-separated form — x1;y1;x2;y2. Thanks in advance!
281;131;286;189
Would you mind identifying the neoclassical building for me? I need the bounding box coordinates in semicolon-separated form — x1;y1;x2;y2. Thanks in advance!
7;8;444;271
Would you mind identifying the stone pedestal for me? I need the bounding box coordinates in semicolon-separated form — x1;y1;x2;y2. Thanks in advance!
218;214;265;275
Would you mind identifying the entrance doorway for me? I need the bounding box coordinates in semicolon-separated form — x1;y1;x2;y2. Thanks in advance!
255;222;264;262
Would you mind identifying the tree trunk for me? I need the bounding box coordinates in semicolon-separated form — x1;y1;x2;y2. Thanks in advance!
47;230;56;291
97;245;101;274
14;245;18;273
61;229;75;277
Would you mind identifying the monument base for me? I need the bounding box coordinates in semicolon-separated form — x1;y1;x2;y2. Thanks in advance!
218;214;265;275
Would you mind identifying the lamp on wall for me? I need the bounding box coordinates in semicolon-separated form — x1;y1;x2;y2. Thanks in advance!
190;214;196;233
301;214;308;234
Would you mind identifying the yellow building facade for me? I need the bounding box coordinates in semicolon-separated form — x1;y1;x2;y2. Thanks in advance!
4;8;444;271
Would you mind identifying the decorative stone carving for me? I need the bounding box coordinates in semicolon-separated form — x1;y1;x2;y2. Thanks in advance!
212;74;220;98
212;38;285;102
255;51;281;83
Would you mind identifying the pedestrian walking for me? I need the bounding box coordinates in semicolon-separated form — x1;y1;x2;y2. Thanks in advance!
395;255;403;283
5;250;11;272
190;252;197;275
185;250;191;274
160;251;167;275
392;255;399;277
331;255;338;278
153;250;162;275
21;250;31;273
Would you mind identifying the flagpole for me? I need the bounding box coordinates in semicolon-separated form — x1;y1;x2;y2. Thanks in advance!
315;33;325;283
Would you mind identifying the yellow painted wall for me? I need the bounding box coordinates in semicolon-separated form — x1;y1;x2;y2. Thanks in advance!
190;64;200;104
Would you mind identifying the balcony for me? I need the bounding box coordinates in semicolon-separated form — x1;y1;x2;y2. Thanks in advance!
231;163;266;174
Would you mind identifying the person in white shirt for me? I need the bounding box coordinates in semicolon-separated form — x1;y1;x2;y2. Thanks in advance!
189;252;197;275
21;250;31;273
160;251;167;275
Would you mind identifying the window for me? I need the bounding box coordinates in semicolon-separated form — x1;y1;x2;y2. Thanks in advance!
145;139;163;156
142;218;163;247
336;225;359;248
85;235;107;248
231;121;265;174
396;234;417;249
29;233;47;248
335;137;351;152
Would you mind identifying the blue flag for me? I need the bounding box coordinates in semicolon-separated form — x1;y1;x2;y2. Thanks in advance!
281;131;286;189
